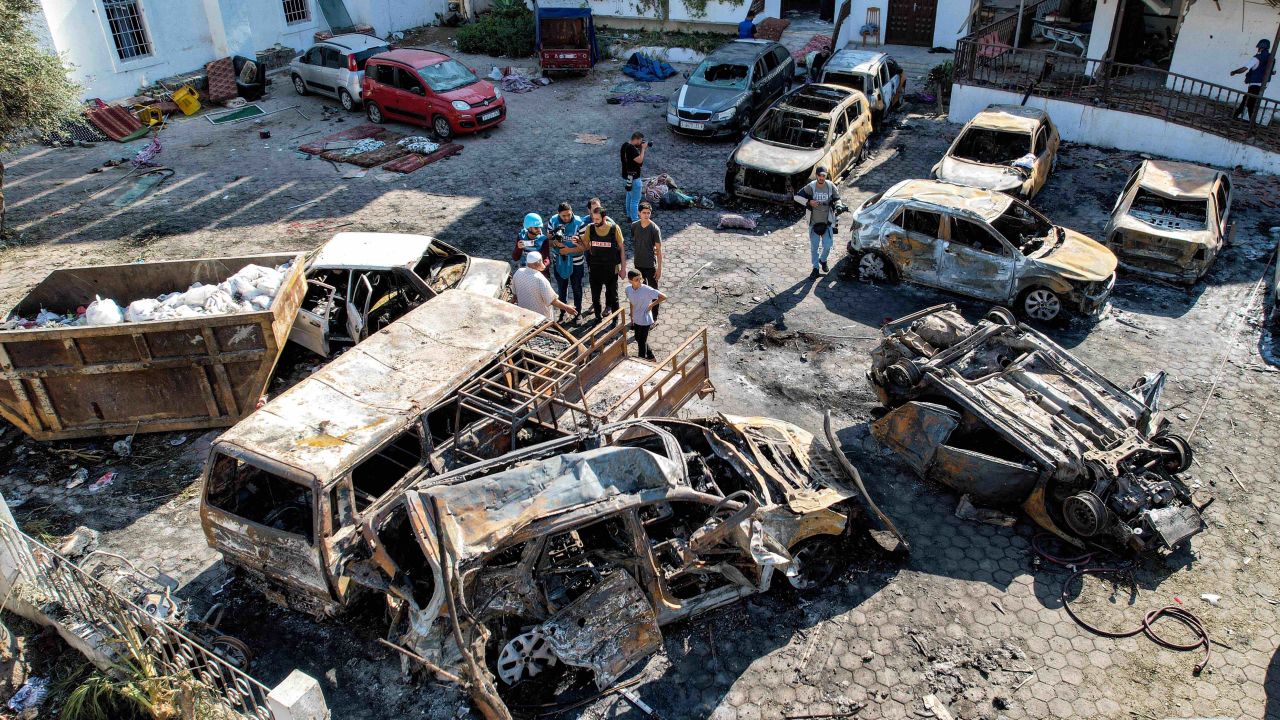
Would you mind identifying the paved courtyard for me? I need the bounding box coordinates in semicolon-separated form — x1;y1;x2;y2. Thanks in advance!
1;39;1279;720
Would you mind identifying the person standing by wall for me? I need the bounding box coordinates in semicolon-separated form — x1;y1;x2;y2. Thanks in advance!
738;9;758;39
584;205;627;323
1231;39;1273;124
793;167;840;277
620;133;649;223
630;201;664;320
512;252;578;321
625;270;666;361
548;202;586;322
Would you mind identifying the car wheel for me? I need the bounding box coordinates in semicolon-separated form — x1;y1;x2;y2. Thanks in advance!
338;89;356;111
366;102;384;124
786;536;840;591
1153;433;1193;474
985;306;1017;326
1019;287;1062;322
494;627;560;686
433;115;454;140
292;75;308;96
856;251;897;283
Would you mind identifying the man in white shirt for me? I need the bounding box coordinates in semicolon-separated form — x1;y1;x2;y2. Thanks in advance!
512;252;578;321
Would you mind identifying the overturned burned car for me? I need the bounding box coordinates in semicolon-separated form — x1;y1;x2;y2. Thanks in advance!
867;304;1206;556
360;415;892;719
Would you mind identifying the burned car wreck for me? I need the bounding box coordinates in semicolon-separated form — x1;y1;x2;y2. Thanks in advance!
867;304;1206;556
359;415;898;719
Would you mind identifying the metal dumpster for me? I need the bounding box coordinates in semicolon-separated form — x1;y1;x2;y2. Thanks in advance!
0;253;306;441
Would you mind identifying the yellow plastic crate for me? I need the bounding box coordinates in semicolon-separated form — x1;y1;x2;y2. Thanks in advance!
171;85;200;115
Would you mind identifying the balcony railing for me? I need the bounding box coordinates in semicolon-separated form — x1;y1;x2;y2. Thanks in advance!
954;29;1280;153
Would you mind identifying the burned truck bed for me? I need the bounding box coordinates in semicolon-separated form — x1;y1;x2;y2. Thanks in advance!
866;304;1206;555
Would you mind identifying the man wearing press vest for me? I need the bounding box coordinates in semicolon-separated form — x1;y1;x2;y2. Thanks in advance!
1231;38;1273;124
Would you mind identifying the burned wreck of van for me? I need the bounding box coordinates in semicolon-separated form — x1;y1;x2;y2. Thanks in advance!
867;304;1206;555
358;415;901;720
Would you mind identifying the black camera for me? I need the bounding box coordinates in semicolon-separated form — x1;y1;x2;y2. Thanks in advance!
646;140;654;148
833;200;850;216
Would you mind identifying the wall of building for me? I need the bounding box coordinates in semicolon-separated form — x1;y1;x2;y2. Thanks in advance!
950;83;1280;174
1168;0;1280;102
346;0;452;35
836;0;973;50
537;0;751;27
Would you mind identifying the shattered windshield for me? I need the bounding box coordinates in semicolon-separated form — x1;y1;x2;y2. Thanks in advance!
689;61;750;90
952;127;1032;164
991;201;1054;255
1128;189;1209;231
750;108;829;149
823;71;872;95
419;59;478;93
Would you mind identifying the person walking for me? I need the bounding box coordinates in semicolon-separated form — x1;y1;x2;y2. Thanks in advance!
548;202;586;322
512;252;578;321
793;166;840;277
620;132;649;223
625;269;666;361
1231;38;1273;123
511;213;549;273
629;201;664;320
584;205;626;323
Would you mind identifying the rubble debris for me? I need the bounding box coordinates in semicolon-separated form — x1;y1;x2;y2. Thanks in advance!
86;471;117;494
760;322;834;353
954;495;1016;527
339;138;386;156
396;136;440;154
6;677;48;713
112;434;134;457
717;213;758;230
66;468;88;489
56;526;100;558
868;304;1206;556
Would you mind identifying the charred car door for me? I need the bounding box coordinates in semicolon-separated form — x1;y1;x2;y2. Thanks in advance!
293;279;337;356
885;207;944;285
940;216;1017;301
345;273;375;342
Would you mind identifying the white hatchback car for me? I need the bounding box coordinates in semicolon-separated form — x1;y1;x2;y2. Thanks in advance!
289;33;390;111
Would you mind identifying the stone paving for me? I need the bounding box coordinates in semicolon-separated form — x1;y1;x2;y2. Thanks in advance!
2;42;1278;720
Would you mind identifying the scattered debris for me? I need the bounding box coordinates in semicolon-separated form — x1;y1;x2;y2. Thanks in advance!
66;467;89;489
56;526;100;558
86;470;118;494
339;138;386;156
922;694;956;720
1200;593;1220;606
112;435;134;457
955;495;1017;528
574;133;609;145
396;136;439;154
6;677;48;713
718;213;758;230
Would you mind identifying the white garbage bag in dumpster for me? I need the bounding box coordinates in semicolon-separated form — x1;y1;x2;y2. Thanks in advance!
84;297;124;326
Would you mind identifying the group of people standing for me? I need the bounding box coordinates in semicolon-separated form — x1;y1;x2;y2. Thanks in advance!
509;131;667;360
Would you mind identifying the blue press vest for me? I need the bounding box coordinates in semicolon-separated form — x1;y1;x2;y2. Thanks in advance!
1246;51;1271;85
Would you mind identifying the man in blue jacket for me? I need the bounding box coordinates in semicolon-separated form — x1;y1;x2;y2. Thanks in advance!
738;10;758;39
1231;38;1273;123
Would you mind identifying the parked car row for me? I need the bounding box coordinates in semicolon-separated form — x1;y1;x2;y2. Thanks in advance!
290;34;506;139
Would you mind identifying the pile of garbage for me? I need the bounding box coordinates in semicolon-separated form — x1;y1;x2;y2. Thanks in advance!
2;262;292;330
339;138;385;156
397;136;440;154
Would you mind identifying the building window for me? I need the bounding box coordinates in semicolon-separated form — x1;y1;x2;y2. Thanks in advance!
282;0;310;24
103;0;152;61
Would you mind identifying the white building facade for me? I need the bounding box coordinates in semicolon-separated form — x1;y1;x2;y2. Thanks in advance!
29;0;457;101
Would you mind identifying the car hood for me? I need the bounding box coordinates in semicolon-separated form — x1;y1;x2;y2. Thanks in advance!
456;258;510;298
936;156;1024;191
1035;229;1117;282
734;138;824;175
675;84;743;112
440;80;496;103
1110;213;1217;247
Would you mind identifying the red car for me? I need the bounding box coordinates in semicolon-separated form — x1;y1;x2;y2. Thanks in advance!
361;49;506;139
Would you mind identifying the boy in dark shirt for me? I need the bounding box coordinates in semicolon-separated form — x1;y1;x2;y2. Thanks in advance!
629;202;663;319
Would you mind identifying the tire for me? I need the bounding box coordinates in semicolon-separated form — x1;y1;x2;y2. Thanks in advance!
366;102;384;124
985;306;1017;326
339;89;356;111
433;115;454;140
785;536;841;591
1153;433;1193;474
854;250;897;283
292;75;308;96
1018;286;1063;323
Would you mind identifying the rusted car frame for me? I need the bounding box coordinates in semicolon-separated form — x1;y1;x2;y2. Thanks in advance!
932;104;1060;200
361;415;889;719
1102;160;1234;285
846;179;1116;323
201;293;714;617
866;304;1205;555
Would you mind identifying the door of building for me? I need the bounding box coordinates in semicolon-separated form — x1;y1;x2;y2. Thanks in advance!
886;0;937;46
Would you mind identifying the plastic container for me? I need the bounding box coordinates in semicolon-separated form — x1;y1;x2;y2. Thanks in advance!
171;85;200;115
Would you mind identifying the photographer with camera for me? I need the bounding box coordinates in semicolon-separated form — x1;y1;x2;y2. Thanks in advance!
793;166;844;278
621;132;652;223
547;202;587;322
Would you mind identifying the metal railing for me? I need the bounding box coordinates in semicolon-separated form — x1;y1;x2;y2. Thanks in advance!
608;327;714;421
954;5;1280;153
0;519;275;719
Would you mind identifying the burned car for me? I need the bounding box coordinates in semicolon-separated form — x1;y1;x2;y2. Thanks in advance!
725;83;872;203
846;179;1116;323
292;232;510;357
362;415;897;719
1103;160;1234;285
933;105;1059;200
867;304;1206;555
818;49;904;130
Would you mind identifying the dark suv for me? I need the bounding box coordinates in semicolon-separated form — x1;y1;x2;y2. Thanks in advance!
666;39;794;139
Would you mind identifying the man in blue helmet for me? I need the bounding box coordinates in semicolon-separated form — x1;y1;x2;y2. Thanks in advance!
1231;38;1273;123
511;213;549;275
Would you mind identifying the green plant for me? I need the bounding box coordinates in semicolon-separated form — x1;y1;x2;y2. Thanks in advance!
456;0;536;58
0;0;82;236
61;635;201;720
926;60;955;99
